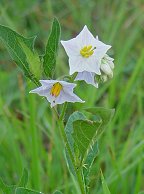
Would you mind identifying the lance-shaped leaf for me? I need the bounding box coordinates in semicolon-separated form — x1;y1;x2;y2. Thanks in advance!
43;18;61;78
0;25;40;86
18;39;42;79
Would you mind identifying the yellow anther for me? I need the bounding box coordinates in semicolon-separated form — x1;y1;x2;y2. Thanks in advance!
80;45;95;58
50;82;63;97
82;46;88;51
87;45;92;50
89;50;94;55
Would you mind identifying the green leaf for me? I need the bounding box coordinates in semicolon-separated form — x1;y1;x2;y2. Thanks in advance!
83;107;114;187
43;18;61;78
64;111;86;176
18;39;42;79
18;168;28;187
0;25;40;86
65;111;86;154
65;147;76;176
83;141;99;178
64;111;101;173
83;142;99;193
64;108;114;192
72;119;102;163
100;170;111;194
85;107;115;139
15;187;43;194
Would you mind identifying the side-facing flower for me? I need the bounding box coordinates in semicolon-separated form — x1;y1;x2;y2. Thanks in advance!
61;25;111;76
30;80;84;107
75;71;98;88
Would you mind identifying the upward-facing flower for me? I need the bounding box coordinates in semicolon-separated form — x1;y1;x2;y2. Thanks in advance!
30;80;84;107
74;35;114;87
61;25;111;76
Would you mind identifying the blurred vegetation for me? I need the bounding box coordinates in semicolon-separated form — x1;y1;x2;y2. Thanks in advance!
0;0;144;193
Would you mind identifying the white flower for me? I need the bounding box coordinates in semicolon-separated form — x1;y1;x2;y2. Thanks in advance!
75;71;98;88
75;54;114;86
75;36;114;86
30;80;84;107
100;54;114;79
61;25;111;75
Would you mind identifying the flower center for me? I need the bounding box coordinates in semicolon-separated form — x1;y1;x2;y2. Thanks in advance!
80;45;95;58
50;82;63;97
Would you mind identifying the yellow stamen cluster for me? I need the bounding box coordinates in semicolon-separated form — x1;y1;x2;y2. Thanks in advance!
80;45;94;58
50;82;63;97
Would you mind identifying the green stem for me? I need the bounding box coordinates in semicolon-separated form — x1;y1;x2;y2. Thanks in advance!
59;102;68;120
59;103;86;194
29;85;40;190
77;168;86;194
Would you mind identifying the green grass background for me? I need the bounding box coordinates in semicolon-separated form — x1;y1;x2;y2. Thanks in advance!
0;0;144;193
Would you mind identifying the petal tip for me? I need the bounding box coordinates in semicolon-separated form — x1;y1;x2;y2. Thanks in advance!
29;90;35;94
60;40;64;44
96;35;99;40
83;25;88;28
82;25;90;32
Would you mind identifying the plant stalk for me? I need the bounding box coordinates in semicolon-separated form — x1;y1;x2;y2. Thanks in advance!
29;85;41;190
58;103;86;194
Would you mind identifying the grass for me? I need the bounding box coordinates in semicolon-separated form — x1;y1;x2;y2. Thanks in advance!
0;0;144;193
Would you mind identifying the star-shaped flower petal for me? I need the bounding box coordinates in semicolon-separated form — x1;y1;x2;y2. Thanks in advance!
61;25;111;75
75;71;98;88
75;53;114;86
30;80;84;107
